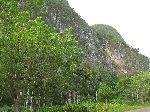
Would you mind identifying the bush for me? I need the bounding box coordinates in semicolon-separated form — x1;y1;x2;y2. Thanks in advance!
0;106;14;112
48;104;89;112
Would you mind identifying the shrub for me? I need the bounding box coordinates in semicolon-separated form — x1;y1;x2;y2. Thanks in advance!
48;104;89;112
0;106;14;112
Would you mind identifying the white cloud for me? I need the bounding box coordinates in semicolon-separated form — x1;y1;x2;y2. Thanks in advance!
68;0;150;58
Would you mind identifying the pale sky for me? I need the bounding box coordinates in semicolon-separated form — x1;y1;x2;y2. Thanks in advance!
67;0;150;58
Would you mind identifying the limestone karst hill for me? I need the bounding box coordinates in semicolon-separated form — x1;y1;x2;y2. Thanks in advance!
19;0;149;74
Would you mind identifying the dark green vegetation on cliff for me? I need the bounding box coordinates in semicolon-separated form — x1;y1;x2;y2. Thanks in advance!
0;0;150;112
92;24;125;43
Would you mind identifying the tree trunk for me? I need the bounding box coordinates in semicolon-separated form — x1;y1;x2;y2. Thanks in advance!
73;91;76;104
14;98;21;112
76;93;80;104
30;96;33;112
25;94;29;108
140;92;144;104
96;91;98;101
68;91;71;104
25;89;30;108
136;91;138;102
76;94;79;104
139;89;144;104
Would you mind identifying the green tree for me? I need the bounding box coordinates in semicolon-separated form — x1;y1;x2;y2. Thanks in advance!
128;71;150;104
98;83;115;103
115;75;131;103
0;4;81;111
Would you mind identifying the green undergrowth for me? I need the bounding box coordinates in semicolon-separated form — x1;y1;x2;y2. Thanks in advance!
85;102;150;112
1;102;149;112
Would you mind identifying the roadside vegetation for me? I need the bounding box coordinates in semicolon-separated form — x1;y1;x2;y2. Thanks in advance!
0;1;150;112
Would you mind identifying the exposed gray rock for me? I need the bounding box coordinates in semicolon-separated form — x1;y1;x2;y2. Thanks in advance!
20;0;149;74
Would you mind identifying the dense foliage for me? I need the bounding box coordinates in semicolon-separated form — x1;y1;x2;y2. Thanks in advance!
126;71;150;104
0;0;150;112
91;24;125;43
0;0;81;111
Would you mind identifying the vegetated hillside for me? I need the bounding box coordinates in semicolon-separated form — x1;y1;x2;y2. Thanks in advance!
91;24;150;74
19;0;149;74
92;24;125;43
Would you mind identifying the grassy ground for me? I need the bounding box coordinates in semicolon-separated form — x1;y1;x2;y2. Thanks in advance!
0;103;149;112
81;102;149;112
99;103;150;112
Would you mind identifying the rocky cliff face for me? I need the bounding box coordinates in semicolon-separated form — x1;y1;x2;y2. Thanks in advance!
20;0;149;74
92;24;149;74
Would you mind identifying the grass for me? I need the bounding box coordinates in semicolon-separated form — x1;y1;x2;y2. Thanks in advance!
0;103;149;112
104;103;150;112
82;102;150;112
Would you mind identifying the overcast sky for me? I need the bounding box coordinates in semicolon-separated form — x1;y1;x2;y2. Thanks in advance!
67;0;150;58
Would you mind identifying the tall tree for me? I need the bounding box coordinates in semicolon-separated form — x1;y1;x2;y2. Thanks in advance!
0;1;81;111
